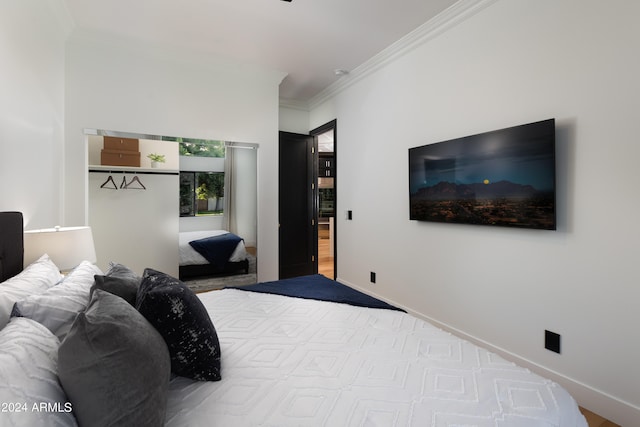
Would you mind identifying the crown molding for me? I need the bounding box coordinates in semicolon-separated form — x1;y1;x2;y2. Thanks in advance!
279;98;311;112
306;0;499;111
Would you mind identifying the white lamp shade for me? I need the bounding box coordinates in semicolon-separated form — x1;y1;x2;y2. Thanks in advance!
24;226;97;271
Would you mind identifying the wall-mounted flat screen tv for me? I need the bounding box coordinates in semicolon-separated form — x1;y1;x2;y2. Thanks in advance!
409;119;556;230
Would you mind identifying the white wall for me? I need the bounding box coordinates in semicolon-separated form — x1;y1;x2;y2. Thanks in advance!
279;105;310;134
179;215;225;233
64;33;285;281
311;0;640;424
229;147;258;248
89;172;179;276
0;1;70;229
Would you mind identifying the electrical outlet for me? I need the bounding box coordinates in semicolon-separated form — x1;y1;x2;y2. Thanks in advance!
545;330;561;354
370;272;376;283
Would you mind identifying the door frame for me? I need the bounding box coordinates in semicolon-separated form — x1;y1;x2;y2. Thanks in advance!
310;119;337;279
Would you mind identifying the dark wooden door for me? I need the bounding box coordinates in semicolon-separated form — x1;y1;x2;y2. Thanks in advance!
279;131;317;279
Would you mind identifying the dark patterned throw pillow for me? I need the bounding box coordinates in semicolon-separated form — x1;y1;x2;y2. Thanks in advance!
136;268;221;381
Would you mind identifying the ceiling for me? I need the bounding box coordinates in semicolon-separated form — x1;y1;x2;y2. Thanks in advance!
62;0;459;106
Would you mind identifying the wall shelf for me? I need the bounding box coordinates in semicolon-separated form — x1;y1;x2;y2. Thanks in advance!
88;165;179;175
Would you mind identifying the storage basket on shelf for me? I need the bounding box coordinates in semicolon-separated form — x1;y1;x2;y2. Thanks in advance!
100;136;141;167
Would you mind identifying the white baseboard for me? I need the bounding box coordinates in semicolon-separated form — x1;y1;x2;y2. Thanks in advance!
337;277;639;426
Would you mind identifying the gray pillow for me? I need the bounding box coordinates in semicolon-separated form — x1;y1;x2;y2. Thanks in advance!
58;290;170;427
91;262;141;305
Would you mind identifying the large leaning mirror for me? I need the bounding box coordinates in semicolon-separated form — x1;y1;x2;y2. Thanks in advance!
85;129;258;290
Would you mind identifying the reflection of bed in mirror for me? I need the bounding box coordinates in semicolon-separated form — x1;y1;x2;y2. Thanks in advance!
179;230;249;280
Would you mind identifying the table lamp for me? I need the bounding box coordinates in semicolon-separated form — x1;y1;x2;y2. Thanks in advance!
24;226;97;273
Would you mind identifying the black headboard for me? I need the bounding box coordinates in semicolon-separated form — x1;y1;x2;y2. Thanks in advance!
0;212;23;282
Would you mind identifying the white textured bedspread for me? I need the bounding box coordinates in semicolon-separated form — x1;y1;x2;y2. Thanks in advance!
165;289;586;426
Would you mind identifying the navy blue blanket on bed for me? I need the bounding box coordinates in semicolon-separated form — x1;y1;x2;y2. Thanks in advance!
189;233;243;271
230;274;404;312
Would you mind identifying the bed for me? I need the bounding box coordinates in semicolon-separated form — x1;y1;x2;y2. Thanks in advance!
178;230;249;280
0;212;587;426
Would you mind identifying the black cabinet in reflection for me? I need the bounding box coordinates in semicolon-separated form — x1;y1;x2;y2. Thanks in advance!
319;187;334;218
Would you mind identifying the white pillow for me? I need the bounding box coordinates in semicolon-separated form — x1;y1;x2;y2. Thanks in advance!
0;294;16;332
62;260;103;287
0;254;62;330
12;261;103;341
0;317;77;426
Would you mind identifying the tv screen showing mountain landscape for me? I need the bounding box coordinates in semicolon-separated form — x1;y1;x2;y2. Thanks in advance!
409;119;556;230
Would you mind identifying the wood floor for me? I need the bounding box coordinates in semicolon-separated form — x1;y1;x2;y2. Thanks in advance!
579;407;620;427
318;236;334;279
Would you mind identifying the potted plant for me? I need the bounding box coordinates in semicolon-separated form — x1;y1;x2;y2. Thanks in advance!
147;153;166;168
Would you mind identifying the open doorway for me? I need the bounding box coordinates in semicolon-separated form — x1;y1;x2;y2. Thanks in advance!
311;120;336;279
